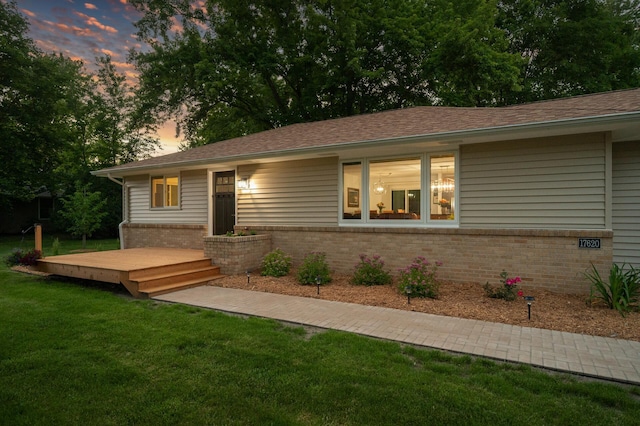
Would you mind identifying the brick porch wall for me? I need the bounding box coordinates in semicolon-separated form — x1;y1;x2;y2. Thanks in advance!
203;234;272;274
239;226;612;294
123;223;207;250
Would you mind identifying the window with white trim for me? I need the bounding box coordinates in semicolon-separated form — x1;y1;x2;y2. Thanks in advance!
341;152;457;224
151;175;179;208
430;154;455;221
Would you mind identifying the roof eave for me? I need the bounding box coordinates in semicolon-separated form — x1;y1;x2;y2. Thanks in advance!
92;111;640;178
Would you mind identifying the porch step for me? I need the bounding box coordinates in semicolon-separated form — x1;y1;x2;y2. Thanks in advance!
141;274;226;298
128;259;214;281
136;266;222;291
127;261;224;298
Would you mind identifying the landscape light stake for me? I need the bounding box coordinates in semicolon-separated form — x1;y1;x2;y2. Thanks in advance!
316;276;321;295
246;270;251;285
524;296;535;320
405;286;412;305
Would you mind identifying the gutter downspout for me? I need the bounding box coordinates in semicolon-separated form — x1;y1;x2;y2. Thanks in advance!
108;174;128;250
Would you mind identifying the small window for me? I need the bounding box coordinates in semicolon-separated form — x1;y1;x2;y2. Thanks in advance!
151;175;179;208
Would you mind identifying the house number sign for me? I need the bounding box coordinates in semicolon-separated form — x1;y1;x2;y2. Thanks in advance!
578;238;601;249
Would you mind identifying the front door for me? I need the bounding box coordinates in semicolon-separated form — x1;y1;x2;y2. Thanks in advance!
214;171;236;235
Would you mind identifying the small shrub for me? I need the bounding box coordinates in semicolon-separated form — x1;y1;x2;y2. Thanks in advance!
483;270;521;301
398;257;442;299
4;248;42;267
585;263;639;316
297;252;331;285
351;254;392;286
261;248;292;277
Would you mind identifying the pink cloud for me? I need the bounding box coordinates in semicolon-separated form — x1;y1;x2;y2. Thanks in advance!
170;16;184;34
47;20;105;42
85;3;98;10
20;9;36;18
73;11;118;34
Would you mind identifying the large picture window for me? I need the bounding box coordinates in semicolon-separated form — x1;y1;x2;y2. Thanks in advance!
151;175;179;208
341;153;456;225
369;158;421;220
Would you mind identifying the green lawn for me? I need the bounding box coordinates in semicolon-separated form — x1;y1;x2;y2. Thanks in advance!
1;236;639;425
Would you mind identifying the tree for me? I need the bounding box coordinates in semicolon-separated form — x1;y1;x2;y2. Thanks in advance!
129;0;523;147
0;1;85;209
496;0;640;103
49;55;161;237
58;182;108;249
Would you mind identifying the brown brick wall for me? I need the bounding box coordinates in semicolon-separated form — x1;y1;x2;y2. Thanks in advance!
124;223;612;294
123;224;207;250
203;234;272;274
244;226;612;294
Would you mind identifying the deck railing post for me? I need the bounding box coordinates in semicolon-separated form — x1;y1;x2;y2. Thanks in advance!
34;223;42;254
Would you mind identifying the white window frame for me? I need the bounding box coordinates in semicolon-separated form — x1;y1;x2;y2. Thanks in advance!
339;151;458;227
150;175;180;209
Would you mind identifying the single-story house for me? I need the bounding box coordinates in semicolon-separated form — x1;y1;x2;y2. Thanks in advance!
93;89;640;294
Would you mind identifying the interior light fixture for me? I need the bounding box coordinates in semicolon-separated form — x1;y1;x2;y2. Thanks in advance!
372;174;388;195
431;178;455;192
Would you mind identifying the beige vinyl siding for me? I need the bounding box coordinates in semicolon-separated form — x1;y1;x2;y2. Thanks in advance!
612;141;640;267
460;134;606;229
237;157;339;226
126;170;207;224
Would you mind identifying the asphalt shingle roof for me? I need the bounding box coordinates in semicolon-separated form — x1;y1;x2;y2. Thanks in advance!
96;88;640;175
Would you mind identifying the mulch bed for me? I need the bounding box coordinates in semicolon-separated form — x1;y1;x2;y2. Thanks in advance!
211;273;640;342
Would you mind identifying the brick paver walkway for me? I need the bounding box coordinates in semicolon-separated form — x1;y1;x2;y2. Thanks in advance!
155;286;640;385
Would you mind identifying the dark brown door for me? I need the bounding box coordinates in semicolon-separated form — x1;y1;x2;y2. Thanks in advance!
214;171;236;235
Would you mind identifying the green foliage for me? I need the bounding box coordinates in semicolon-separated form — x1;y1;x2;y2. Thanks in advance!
51;238;60;256
58;182;108;249
4;248;41;267
585;263;639;316
483;270;522;301
497;0;640;103
351;253;392;286
129;0;640;145
0;1;87;208
398;256;442;299
261;248;292;277
129;0;523;145
297;252;331;285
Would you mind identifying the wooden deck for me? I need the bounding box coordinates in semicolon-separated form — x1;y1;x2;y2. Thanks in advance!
35;248;223;298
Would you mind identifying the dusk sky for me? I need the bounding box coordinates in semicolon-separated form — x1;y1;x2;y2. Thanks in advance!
16;0;182;153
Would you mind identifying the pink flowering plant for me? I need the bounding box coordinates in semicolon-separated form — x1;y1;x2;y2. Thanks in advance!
483;270;522;301
351;254;392;286
398;257;442;299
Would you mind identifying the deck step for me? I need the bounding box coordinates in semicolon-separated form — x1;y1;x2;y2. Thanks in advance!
128;258;214;281
131;262;223;297
142;274;226;298
136;266;221;290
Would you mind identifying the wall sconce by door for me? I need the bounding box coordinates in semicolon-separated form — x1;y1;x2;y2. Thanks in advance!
237;177;250;190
